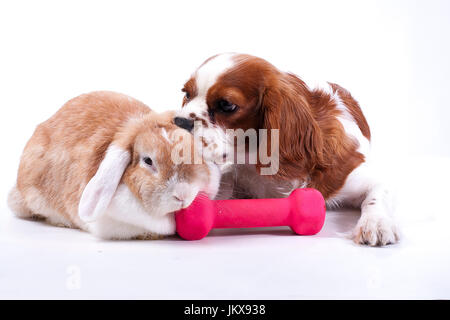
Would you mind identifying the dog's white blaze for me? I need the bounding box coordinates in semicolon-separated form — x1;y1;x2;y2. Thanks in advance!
178;53;236;117
195;53;236;96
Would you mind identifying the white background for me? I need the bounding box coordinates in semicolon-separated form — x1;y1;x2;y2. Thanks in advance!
1;0;449;299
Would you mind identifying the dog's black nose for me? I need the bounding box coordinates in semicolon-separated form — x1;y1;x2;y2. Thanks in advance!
174;117;194;132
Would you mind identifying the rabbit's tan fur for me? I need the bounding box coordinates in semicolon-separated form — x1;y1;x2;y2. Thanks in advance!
8;91;220;239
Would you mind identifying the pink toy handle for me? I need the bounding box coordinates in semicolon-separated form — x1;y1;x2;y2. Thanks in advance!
176;188;326;240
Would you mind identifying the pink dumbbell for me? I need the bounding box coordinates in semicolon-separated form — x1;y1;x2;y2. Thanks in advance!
176;188;326;240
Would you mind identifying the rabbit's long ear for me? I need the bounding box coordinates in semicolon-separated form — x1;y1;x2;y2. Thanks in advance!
79;145;130;222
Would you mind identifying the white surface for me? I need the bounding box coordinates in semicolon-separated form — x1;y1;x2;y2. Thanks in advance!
1;157;449;299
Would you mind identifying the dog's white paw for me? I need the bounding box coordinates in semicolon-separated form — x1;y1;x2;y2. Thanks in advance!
352;214;400;246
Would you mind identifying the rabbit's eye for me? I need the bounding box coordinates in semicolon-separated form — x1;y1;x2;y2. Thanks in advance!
143;157;153;166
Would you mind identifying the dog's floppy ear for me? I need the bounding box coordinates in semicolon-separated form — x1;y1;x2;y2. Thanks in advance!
261;74;324;178
79;145;131;222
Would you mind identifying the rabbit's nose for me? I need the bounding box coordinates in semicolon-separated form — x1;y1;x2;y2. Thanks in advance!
174;117;194;132
173;183;191;203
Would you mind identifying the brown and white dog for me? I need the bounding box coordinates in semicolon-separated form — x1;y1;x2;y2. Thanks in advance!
174;53;399;246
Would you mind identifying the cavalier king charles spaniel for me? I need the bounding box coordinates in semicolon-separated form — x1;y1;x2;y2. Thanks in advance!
174;53;399;246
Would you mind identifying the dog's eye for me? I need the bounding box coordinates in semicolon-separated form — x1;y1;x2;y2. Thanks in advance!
182;88;191;101
143;157;153;166
217;99;238;113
